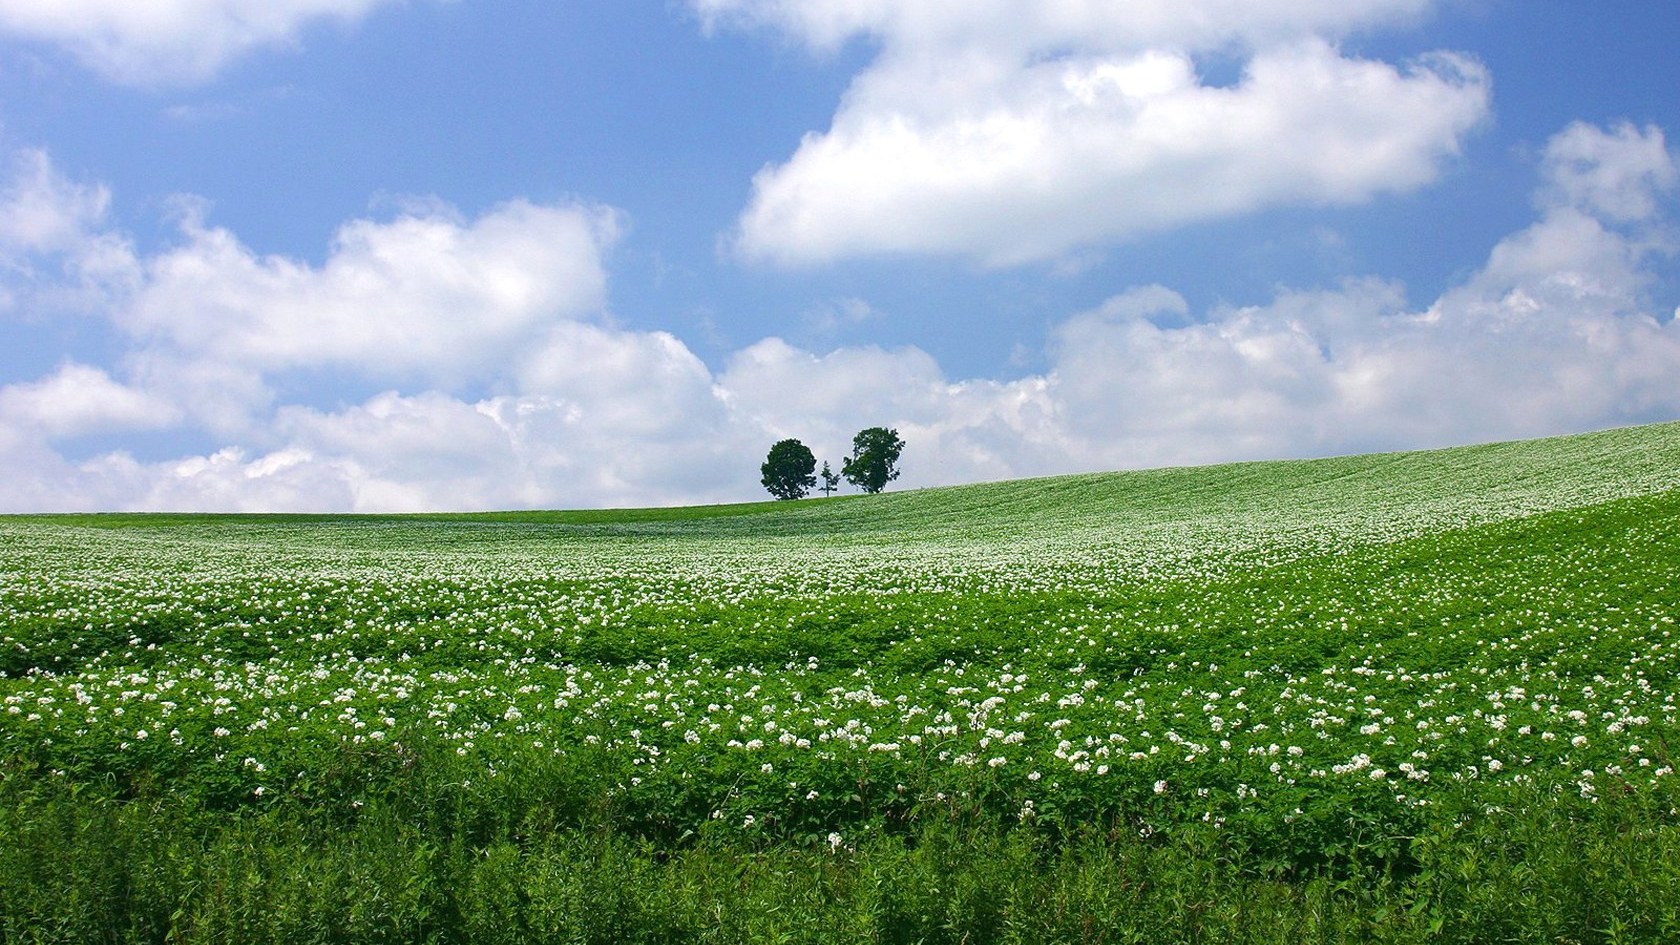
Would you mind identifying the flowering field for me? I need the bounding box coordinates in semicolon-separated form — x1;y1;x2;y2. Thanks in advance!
4;422;1680;942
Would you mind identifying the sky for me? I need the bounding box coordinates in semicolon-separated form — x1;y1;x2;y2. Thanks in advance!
0;1;1677;512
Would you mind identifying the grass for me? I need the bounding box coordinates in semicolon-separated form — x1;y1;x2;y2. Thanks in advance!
4;783;1677;944
4;420;1680;942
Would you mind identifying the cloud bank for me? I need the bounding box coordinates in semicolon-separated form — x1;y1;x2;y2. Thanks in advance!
0;121;1675;512
698;0;1489;266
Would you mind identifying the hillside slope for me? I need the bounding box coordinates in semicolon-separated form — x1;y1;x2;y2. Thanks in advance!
12;420;1679;598
4;421;1680;942
30;419;1680;538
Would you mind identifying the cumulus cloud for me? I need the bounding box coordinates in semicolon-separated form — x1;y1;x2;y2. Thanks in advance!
1538;121;1679;224
705;0;1488;266
0;148;666;511
0;0;412;85
0;362;179;437
719;337;1061;484
99;375;747;514
0;150;138;313
516;322;721;436
100;446;366;514
273;392;533;511
122;199;620;384
46;339;1053;513
0;150;111;255
1032;123;1680;463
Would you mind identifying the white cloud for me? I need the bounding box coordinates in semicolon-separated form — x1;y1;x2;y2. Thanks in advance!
708;1;1487;266
274;392;531;512
11;322;747;512
739;43;1487;266
122;199;621;384
1031;124;1680;462
126;447;363;514
0;0;412;85
61;339;1052;513
109;374;748;513
720;337;1062;485
516;322;722;437
0;150;110;255
0;362;179;437
723;338;948;434
0;152;621;429
123;352;274;439
1539;122;1678;224
0;150;138;314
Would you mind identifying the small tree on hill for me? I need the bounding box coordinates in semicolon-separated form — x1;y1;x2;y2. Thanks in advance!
841;427;904;495
819;461;840;496
761;438;817;500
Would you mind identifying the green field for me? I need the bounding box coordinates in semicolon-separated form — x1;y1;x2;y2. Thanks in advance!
4;423;1680;943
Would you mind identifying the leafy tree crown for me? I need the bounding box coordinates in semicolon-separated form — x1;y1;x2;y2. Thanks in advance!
841;427;904;495
761;438;817;500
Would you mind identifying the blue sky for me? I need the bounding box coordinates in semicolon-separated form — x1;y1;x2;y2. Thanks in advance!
1;0;1677;511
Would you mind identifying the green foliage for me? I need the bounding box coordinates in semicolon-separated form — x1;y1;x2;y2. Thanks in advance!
3;784;1679;944
841;426;904;494
5;420;1680;941
761;438;818;500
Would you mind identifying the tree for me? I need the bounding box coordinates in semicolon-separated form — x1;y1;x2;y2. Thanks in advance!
841;427;904;495
819;461;840;497
761;438;817;500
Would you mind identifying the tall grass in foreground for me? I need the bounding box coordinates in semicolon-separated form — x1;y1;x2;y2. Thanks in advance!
3;779;1678;945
